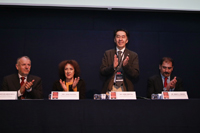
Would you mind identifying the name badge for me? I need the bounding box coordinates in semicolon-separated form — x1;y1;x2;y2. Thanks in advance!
0;91;17;100
109;91;136;100
162;91;188;99
116;71;123;82
51;91;79;100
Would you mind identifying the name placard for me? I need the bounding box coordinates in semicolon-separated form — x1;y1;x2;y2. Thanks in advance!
0;91;17;100
51;91;79;100
162;91;188;99
109;91;136;100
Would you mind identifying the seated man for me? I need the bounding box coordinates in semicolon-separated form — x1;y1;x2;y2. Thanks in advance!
147;57;183;98
1;56;43;99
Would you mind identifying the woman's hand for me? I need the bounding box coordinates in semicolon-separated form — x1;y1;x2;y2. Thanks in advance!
59;79;68;91
72;77;80;89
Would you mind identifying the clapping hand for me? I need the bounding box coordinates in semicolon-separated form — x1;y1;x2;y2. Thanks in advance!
60;79;68;91
113;54;118;69
20;80;35;94
25;80;35;90
166;77;177;91
72;77;80;89
123;56;129;66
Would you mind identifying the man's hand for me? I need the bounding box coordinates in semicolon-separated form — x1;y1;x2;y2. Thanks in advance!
123;56;129;66
72;77;80;89
19;80;35;94
60;79;67;91
170;77;177;89
113;54;118;68
166;77;177;91
19;83;26;94
25;80;35;90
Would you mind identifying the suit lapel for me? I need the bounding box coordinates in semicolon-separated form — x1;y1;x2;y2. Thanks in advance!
110;49;116;64
12;74;20;90
27;75;30;82
170;75;174;81
27;75;34;82
123;48;128;61
157;75;163;92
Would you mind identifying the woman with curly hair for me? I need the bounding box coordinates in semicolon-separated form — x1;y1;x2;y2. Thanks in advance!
52;60;86;99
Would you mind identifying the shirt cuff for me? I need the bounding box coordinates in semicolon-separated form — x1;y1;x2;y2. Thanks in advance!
18;90;23;97
26;87;32;92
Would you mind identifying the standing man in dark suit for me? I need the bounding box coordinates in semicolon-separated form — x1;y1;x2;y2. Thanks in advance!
100;29;139;93
147;57;183;98
1;56;43;99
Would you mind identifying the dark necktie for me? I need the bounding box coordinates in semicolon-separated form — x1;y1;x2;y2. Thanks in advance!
115;51;123;87
164;77;168;88
118;51;122;65
20;77;25;99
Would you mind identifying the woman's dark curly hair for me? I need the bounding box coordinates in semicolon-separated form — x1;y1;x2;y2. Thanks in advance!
58;60;81;81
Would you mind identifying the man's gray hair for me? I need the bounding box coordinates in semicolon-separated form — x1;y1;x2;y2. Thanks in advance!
16;56;31;65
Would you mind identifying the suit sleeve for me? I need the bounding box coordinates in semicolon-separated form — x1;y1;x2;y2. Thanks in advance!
27;77;43;99
123;53;139;78
100;51;115;76
78;80;86;99
175;77;184;91
147;77;155;98
1;77;9;91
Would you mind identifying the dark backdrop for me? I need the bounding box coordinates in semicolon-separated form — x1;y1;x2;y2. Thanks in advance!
0;6;200;99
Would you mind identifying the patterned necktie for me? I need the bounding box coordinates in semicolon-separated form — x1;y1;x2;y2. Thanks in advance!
118;51;122;64
164;77;168;88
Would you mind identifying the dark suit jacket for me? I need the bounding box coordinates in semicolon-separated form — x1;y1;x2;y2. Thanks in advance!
52;79;86;99
100;48;139;93
147;74;183;98
1;74;43;99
